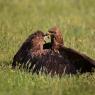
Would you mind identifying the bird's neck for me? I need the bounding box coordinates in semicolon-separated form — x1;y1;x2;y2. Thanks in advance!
51;35;64;50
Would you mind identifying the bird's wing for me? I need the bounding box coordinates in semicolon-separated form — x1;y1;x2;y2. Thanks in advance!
59;46;95;72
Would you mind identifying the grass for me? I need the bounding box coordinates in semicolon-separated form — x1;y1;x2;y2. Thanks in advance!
0;0;95;95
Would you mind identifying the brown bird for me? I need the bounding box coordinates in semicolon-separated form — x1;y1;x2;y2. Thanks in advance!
44;26;95;73
15;30;76;76
32;50;76;76
12;27;95;77
12;30;74;76
43;26;63;50
21;31;75;75
12;30;46;69
48;26;64;51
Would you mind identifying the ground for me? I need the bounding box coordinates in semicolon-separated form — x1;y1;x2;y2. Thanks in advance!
0;0;95;95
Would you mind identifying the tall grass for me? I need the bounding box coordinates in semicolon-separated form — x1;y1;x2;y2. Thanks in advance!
0;0;95;95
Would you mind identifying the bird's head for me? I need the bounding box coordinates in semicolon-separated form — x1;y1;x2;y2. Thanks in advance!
31;31;47;46
47;26;64;48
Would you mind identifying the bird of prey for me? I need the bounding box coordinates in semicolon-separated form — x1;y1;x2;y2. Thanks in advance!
44;26;95;73
12;30;46;69
12;30;76;76
12;27;95;77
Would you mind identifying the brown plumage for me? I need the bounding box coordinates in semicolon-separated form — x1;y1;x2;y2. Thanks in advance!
48;26;64;51
44;26;95;73
32;50;76;76
23;31;76;75
12;27;95;77
12;30;45;69
12;29;76;76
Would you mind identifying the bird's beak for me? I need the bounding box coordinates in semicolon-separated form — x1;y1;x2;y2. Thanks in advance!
43;33;51;43
45;32;50;35
44;33;51;38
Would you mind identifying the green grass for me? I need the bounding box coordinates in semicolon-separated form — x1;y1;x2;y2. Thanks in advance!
0;0;95;95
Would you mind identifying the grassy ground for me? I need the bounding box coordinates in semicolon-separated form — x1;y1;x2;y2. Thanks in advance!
0;0;95;95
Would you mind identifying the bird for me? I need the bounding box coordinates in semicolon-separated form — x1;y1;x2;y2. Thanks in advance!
11;29;76;76
12;30;46;69
12;27;95;77
23;31;76;76
43;26;63;50
44;26;95;73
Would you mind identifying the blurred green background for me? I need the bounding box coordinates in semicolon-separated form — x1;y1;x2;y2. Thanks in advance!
0;0;95;95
